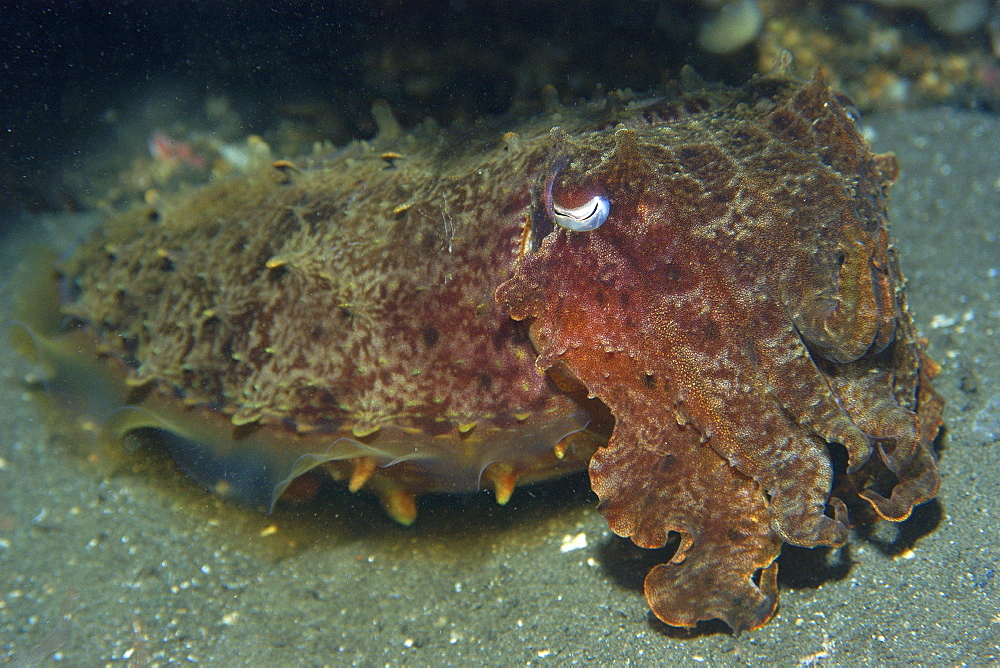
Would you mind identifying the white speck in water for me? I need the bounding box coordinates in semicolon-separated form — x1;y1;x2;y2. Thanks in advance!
930;314;958;329
560;532;588;552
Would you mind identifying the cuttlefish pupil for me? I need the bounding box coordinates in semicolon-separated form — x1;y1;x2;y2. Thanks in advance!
551;194;610;231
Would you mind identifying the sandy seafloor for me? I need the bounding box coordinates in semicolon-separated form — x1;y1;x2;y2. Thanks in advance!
1;108;998;667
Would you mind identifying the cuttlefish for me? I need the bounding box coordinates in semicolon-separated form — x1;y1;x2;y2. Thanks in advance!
13;66;943;632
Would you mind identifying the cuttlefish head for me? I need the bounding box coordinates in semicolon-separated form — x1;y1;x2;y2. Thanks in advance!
495;73;931;632
496;121;789;633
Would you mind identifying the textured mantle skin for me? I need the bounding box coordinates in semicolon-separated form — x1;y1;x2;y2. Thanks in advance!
19;68;943;632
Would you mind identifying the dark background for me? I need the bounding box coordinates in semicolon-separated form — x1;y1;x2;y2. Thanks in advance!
4;0;993;221
1;1;743;218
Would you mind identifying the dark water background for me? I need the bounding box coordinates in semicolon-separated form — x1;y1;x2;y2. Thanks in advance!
2;2;999;664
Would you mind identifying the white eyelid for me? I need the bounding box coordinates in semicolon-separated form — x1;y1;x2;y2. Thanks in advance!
551;195;610;231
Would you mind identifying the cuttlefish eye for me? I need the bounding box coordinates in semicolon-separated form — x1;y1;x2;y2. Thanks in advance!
551;194;610;231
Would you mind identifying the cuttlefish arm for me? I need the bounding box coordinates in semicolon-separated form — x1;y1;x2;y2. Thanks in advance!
498;220;783;631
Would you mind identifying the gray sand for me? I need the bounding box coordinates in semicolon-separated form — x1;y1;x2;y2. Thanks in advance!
1;108;998;666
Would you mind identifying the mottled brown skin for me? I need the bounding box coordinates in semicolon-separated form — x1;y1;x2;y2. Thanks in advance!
22;69;942;633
